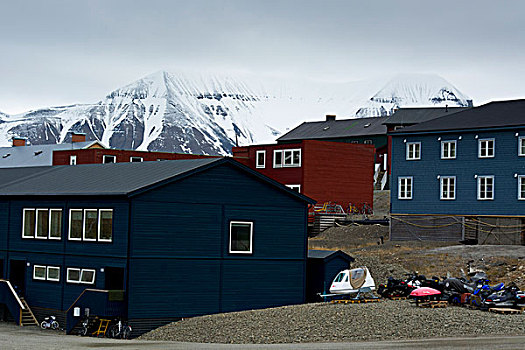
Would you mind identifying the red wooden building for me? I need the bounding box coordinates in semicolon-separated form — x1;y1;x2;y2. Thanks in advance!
232;140;375;210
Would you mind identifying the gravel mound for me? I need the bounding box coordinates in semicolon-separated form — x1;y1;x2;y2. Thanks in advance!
140;300;525;344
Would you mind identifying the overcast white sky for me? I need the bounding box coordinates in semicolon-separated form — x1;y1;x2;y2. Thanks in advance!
1;0;524;114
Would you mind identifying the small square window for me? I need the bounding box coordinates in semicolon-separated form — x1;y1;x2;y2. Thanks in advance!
47;266;60;282
256;150;266;168
283;149;301;167
363;140;373;145
441;141;457;159
478;139;494;158
70;155;77;165
81;269;96;284
67;268;81;283
398;177;413;199
33;265;47;280
130;156;143;162
229;221;253;254
103;155;116;164
406;143;421;160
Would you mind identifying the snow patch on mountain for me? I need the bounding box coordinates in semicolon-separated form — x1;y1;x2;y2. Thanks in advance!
0;72;471;154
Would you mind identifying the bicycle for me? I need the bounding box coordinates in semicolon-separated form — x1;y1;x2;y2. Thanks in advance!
109;318;132;339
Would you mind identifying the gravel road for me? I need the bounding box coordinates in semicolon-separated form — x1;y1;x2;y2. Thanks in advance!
140;299;525;344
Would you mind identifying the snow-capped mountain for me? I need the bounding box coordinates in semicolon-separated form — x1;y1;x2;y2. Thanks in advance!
0;72;471;155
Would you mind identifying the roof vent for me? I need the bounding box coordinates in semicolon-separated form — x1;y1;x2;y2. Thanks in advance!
3;153;10;158
323;126;330;131
364;123;371;128
325;114;336;121
34;151;43;156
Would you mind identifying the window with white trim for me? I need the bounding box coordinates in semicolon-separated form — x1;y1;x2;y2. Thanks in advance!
33;265;60;282
285;184;301;192
67;268;96;284
440;176;456;200
406;142;421;160
364;140;373;144
130;156;143;162
70;155;77;165
68;209;113;242
22;208;62;240
229;221;253;254
398;177;413;199
477;176;494;200
102;155;116;163
478;139;494;158
33;265;47;281
441;141;456;159
273;149;301;168
519;137;525;156
518;176;525;200
256;150;266;168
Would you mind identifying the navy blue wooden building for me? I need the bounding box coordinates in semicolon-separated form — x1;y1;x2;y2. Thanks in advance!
390;99;525;244
306;250;354;302
0;158;314;334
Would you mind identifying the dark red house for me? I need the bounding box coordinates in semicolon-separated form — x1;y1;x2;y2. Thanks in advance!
232;140;375;210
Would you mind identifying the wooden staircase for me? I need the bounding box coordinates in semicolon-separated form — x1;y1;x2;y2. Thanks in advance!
374;169;386;190
19;298;39;327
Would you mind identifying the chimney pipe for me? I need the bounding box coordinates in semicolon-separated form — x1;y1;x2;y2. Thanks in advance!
445;104;448;112
12;137;27;147
326;114;336;121
71;132;86;143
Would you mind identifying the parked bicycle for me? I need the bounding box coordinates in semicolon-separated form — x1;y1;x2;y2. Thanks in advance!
40;315;59;330
109;318;132;339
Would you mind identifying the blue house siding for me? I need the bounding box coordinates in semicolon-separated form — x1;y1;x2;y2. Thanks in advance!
127;162;308;320
391;128;525;216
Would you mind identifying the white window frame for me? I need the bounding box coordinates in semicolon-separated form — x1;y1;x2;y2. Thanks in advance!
35;208;49;240
68;209;83;241
80;269;96;284
282;149;301;167
477;175;494;200
48;209;62;240
33;265;47;281
441;140;457;159
255;150;266;168
406;142;421;160
518;176;525;200
398;177;413;199
519;137;525;156
440;176;456;200
130;156;143;162
273;150;283;168
478;138;495;158
46;266;60;282
285;184;301;192
22;208;36;239
83;209;98;242
364;139;373;145
229;221;253;254
102;155;117;164
70;155;77;165
66;268;81;284
98;209;113;242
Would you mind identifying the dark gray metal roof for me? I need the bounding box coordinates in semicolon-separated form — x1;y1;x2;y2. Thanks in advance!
0;141;105;168
382;107;469;126
392;99;525;134
277;117;387;142
307;249;354;261
0;158;221;196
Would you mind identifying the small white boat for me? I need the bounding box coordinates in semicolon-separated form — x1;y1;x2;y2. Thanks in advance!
329;267;376;295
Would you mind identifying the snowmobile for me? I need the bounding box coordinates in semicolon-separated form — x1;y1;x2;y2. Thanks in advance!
482;283;525;310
